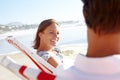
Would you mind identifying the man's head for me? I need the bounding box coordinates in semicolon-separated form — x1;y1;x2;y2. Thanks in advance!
81;0;120;35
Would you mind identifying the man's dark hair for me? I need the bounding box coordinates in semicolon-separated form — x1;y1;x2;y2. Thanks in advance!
81;0;120;34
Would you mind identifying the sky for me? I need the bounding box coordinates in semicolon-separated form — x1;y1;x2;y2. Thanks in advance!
0;0;84;24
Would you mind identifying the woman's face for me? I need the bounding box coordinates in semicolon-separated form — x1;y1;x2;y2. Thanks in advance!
39;23;60;49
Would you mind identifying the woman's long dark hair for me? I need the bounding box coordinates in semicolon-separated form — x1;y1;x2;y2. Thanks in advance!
33;19;59;49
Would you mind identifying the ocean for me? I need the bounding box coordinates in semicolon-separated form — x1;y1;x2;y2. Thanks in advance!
0;24;87;55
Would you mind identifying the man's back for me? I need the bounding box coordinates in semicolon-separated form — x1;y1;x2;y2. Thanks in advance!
56;54;120;80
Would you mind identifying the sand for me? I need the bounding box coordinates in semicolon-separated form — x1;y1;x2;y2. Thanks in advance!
0;44;87;80
0;53;39;80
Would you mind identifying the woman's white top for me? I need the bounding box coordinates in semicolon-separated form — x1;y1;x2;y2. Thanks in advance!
37;49;63;65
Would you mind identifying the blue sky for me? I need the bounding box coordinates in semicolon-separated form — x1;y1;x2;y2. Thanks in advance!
0;0;83;24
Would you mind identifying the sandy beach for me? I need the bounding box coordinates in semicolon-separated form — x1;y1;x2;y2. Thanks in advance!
0;45;87;80
0;53;39;80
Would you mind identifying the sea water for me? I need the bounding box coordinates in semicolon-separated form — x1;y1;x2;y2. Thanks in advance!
0;24;87;55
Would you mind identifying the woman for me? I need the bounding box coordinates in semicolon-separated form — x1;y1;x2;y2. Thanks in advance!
33;19;63;68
